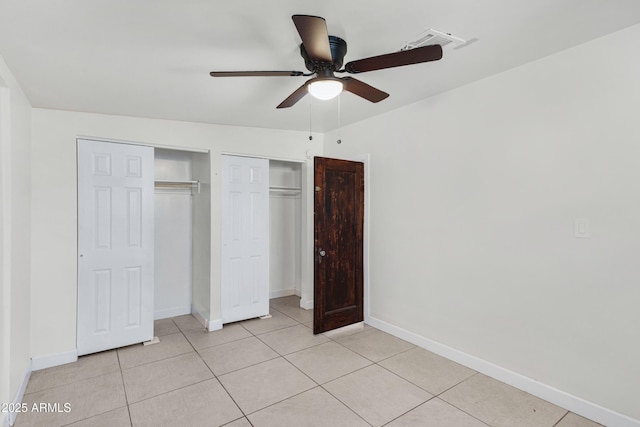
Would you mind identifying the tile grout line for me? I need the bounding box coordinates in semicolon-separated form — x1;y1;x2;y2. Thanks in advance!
318;382;375;426
124;328;215;405
220;416;255;427
189;319;277;423
552;410;572;427
432;371;536;427
435;370;480;398
222;299;301;427
121;324;221;411
326;348;489;427
243;384;374;427
197;353;248;422
235;345;372;426
280;313;492;427
118;332;195;370
321;358;432;427
252;304;388;425
17;369;128;426
375;362;437;395
212;302;334;421
22;350;123;396
195;334;281;377
378;395;438;427
114;345;137;427
426;371;494;426
204;355;282;378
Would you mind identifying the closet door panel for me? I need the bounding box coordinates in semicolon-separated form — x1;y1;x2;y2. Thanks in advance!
221;155;269;323
77;139;154;355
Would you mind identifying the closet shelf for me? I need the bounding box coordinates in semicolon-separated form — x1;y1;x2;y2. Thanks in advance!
155;180;200;193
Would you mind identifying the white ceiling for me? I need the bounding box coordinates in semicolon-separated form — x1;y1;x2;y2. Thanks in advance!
2;0;640;132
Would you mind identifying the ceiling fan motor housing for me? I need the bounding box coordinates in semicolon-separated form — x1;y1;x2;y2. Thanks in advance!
300;35;347;71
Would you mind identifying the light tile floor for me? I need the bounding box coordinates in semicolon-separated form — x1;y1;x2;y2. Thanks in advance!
15;296;603;427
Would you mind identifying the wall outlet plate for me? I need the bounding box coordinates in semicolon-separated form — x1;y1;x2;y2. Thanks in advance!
574;218;591;238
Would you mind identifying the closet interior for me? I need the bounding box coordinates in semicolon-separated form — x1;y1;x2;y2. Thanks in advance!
154;153;303;325
154;148;211;324
269;160;303;300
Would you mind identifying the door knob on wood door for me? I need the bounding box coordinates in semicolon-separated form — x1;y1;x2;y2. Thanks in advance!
317;248;326;264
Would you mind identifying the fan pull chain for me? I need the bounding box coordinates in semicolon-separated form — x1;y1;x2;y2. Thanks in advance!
308;95;313;141
337;94;342;144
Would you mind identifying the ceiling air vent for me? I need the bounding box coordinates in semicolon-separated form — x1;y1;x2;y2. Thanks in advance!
401;28;470;51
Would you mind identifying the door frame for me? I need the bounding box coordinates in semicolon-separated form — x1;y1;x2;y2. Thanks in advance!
354;153;371;323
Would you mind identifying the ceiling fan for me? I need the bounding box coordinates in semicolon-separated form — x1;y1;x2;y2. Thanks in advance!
210;15;443;109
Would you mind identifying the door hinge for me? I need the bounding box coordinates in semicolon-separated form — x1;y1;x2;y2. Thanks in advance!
315;186;321;192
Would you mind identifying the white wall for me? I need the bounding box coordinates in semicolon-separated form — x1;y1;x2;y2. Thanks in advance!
30;109;322;357
0;55;32;423
324;24;640;423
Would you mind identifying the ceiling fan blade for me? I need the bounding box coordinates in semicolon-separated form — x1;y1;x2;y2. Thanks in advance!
344;44;443;74
292;15;332;63
276;82;310;109
341;77;389;103
210;71;305;77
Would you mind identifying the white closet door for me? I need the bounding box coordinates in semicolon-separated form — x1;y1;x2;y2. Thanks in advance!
77;139;154;355
221;155;269;323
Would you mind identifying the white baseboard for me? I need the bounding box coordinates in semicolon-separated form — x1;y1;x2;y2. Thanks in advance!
365;315;640;427
30;349;78;371
207;318;222;332
189;306;209;330
300;299;313;310
4;360;32;426
269;288;296;299
154;306;191;320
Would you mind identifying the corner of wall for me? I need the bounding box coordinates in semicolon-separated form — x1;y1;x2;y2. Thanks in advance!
3;360;32;427
0;54;33;424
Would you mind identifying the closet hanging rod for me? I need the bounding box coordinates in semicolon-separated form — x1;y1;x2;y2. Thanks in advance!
155;180;201;193
269;185;301;192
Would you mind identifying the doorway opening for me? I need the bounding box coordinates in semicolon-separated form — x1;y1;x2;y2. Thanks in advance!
269;160;303;300
154;148;211;325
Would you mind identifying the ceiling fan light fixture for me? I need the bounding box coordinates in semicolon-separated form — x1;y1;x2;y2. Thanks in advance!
308;79;343;100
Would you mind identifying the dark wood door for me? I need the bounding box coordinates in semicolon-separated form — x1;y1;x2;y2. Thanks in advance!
314;157;364;334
